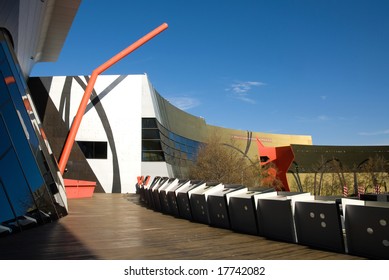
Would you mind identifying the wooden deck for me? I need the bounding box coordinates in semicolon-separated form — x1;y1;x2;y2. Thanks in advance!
0;193;363;260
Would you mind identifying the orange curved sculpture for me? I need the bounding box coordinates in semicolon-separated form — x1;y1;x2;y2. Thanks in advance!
58;23;168;174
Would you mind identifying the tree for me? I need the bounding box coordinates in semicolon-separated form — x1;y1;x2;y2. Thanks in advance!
188;134;262;188
258;161;284;190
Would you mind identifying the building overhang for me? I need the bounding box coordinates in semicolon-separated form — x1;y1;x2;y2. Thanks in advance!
35;0;81;62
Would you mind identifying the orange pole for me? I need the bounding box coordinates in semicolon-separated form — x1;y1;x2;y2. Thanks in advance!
58;23;168;174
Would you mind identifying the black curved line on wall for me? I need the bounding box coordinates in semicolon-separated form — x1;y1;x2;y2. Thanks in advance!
244;131;252;156
222;144;258;166
223;131;257;167
223;130;254;164
74;76;123;193
58;76;72;128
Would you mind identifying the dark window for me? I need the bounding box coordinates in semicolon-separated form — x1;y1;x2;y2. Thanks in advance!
77;141;108;159
142;151;165;162
142;129;160;139
142;140;163;151
142;118;157;128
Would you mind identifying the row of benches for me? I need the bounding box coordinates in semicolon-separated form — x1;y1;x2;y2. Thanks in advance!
136;176;389;259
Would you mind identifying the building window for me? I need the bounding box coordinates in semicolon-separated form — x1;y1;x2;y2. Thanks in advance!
159;126;200;165
77;141;108;159
142;151;165;162
142;129;160;139
142;118;165;162
141;118;202;164
142;140;163;151
142;118;158;128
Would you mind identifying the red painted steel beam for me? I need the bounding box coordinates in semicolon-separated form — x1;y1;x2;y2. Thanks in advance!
58;23;168;174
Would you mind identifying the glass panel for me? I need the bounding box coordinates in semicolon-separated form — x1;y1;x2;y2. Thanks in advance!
0;117;38;227
94;142;108;159
0;116;17;225
77;141;108;159
0;43;40;156
142;151;165;161
140;117;201;164
0;29;68;231
1;98;45;194
180;136;189;146
142;128;160;139
142;118;157;128
159;133;168;144
142;140;163;151
187;146;194;154
0;179;15;226
187;139;197;148
173;141;180;149
179;143;187;153
169;132;176;141
157;122;168;135
187;153;195;161
161;142;168;151
0;144;37;218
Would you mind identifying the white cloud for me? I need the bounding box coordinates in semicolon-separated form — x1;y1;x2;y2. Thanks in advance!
296;115;332;122
167;97;200;110
226;81;266;104
229;81;266;94
236;96;257;104
358;129;389;136
297;115;359;124
318;115;330;121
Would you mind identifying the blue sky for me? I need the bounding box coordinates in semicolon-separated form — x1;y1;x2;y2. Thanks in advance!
31;0;389;146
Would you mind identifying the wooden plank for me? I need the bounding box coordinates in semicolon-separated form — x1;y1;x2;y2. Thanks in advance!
0;193;363;260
